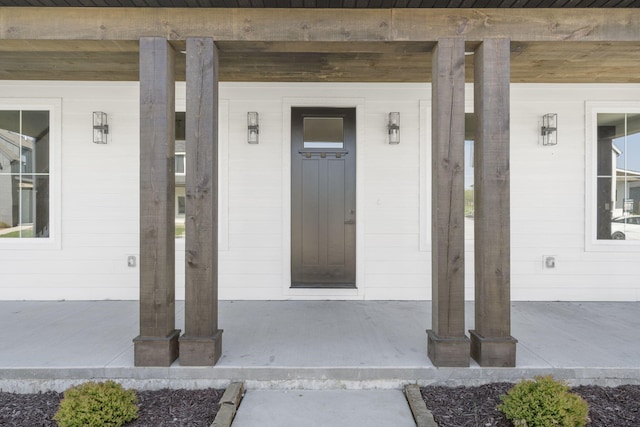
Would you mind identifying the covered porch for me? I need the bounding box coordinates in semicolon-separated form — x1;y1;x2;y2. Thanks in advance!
0;300;639;392
2;7;640;370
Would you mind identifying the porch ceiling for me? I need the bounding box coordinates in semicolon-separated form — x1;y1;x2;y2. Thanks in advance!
1;40;640;83
1;8;640;82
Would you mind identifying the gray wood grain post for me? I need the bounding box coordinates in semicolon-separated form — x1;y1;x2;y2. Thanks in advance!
427;38;470;367
133;37;180;367
471;38;518;367
179;38;223;366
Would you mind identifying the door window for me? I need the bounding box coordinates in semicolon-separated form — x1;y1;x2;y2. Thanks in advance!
303;117;344;149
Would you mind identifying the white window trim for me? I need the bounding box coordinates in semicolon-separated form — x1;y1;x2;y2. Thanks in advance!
585;101;640;252
0;98;61;250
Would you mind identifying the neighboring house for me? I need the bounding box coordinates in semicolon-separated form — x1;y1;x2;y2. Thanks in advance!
0;128;41;236
1;2;639;368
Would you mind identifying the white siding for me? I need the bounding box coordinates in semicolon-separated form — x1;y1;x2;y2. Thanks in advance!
0;81;639;301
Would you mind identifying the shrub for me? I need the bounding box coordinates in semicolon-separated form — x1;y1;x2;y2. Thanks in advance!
498;376;589;427
53;381;138;427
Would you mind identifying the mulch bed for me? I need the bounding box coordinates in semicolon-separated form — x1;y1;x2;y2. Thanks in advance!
0;388;223;427
421;383;640;427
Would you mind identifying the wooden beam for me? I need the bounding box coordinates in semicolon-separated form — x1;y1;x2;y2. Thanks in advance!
427;37;469;368
133;37;179;367
470;38;517;367
1;40;640;83
2;8;640;43
179;37;223;366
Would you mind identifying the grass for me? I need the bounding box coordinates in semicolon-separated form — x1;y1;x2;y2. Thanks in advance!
0;229;34;238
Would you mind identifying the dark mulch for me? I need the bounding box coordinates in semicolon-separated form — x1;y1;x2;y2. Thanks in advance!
421;383;640;427
0;388;223;427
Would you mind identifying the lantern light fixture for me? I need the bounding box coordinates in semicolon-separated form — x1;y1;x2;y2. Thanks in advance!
247;112;259;144
93;111;109;144
388;112;400;145
541;113;557;146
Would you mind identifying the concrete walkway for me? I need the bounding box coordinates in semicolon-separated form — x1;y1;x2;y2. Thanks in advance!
231;390;416;427
1;301;639;394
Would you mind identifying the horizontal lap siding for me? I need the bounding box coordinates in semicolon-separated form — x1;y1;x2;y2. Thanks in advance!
508;85;640;302
0;81;140;300
0;81;639;301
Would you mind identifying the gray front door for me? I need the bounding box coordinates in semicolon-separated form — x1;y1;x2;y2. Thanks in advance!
291;107;356;288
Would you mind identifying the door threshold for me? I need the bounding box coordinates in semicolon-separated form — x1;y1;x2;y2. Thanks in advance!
290;283;356;289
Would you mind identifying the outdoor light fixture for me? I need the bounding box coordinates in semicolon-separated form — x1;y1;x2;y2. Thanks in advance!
93;111;109;144
388;112;400;144
541;113;557;146
247;112;259;144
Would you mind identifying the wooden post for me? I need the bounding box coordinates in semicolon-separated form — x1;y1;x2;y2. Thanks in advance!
471;38;517;367
179;38;223;366
427;37;470;367
133;37;179;367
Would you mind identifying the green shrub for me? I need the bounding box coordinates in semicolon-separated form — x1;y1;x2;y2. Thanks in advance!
498;376;589;427
53;381;138;427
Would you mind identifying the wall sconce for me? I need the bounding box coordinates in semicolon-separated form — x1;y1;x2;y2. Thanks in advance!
541;113;557;146
247;112;259;144
93;111;109;144
388;112;400;145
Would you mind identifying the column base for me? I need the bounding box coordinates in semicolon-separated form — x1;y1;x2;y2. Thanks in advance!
426;330;470;367
133;329;180;367
469;330;518;367
179;330;223;366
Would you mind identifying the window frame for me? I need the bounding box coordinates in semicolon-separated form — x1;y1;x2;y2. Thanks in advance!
585;101;640;252
0;98;61;250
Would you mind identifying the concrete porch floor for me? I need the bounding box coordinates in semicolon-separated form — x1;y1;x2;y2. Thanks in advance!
0;300;639;393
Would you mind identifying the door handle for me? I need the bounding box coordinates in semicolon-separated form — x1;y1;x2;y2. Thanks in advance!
344;220;355;225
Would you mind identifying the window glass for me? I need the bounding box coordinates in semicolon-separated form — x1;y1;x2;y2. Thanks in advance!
0;110;50;239
303;117;344;149
175;112;186;141
596;113;640;240
175;113;186;239
175;154;185;175
464;113;475;220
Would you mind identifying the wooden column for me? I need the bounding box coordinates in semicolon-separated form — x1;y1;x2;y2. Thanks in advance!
427;38;470;367
471;38;517;367
179;38;223;366
134;37;179;367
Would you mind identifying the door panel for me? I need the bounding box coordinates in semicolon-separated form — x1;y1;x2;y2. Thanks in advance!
291;107;356;288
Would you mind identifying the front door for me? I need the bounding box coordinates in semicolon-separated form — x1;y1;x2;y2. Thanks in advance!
291;107;356;288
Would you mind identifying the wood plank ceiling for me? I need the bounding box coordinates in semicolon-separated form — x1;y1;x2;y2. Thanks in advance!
0;0;638;7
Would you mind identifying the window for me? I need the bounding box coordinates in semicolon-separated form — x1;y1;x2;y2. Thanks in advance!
303;117;344;149
0;109;50;239
595;112;640;241
175;112;186;239
175;153;186;175
464;113;475;221
177;196;186;215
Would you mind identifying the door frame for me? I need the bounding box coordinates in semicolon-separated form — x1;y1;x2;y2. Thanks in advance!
281;97;365;298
